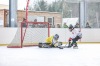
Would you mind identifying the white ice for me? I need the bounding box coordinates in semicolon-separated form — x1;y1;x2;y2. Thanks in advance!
0;44;100;66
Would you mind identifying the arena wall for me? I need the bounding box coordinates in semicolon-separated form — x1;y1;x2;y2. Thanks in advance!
0;28;100;45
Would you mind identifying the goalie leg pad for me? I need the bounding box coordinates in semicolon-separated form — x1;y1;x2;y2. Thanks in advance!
39;43;51;48
38;43;43;48
57;42;62;47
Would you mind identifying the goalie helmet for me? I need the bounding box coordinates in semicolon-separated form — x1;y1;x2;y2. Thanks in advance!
53;34;59;40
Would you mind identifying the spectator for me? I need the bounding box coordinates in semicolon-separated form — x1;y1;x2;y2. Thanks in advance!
85;22;91;28
22;18;26;27
57;24;61;28
33;19;38;27
52;25;55;28
49;24;55;28
23;18;26;22
49;24;52;28
34;19;37;22
63;23;68;28
75;23;80;28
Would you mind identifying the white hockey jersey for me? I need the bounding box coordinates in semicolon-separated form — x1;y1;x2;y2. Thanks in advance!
70;29;82;39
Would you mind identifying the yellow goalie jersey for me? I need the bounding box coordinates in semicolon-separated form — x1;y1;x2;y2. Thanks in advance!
45;36;53;44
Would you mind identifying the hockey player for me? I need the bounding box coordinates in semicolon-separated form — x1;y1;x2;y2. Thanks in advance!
38;34;60;48
67;24;82;49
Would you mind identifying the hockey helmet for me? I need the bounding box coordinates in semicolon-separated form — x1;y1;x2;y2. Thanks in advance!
53;34;59;40
69;24;74;29
68;24;74;32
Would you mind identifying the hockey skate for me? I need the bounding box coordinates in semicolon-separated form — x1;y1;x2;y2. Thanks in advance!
66;43;73;48
66;45;72;48
73;46;78;49
59;46;64;49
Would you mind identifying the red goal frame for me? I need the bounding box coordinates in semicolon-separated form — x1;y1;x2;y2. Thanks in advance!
21;22;50;48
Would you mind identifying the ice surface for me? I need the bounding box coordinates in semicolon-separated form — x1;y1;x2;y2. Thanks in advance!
0;44;100;66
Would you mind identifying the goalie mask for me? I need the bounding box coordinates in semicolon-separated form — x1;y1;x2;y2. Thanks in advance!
53;34;59;40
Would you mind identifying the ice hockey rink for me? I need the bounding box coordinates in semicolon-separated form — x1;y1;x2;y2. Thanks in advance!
1;0;100;66
0;44;100;66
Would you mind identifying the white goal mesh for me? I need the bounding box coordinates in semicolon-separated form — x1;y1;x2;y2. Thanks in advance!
7;22;50;48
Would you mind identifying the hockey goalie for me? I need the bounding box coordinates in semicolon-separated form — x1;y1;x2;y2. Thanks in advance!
38;34;62;48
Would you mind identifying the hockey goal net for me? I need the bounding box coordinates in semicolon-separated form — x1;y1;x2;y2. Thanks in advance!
7;22;50;48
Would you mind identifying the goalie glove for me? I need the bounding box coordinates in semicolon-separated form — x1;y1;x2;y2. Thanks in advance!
54;43;59;47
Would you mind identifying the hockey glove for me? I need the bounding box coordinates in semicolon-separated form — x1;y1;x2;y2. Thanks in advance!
68;38;72;41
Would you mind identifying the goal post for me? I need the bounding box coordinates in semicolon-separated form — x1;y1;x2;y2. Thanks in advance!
7;22;50;48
